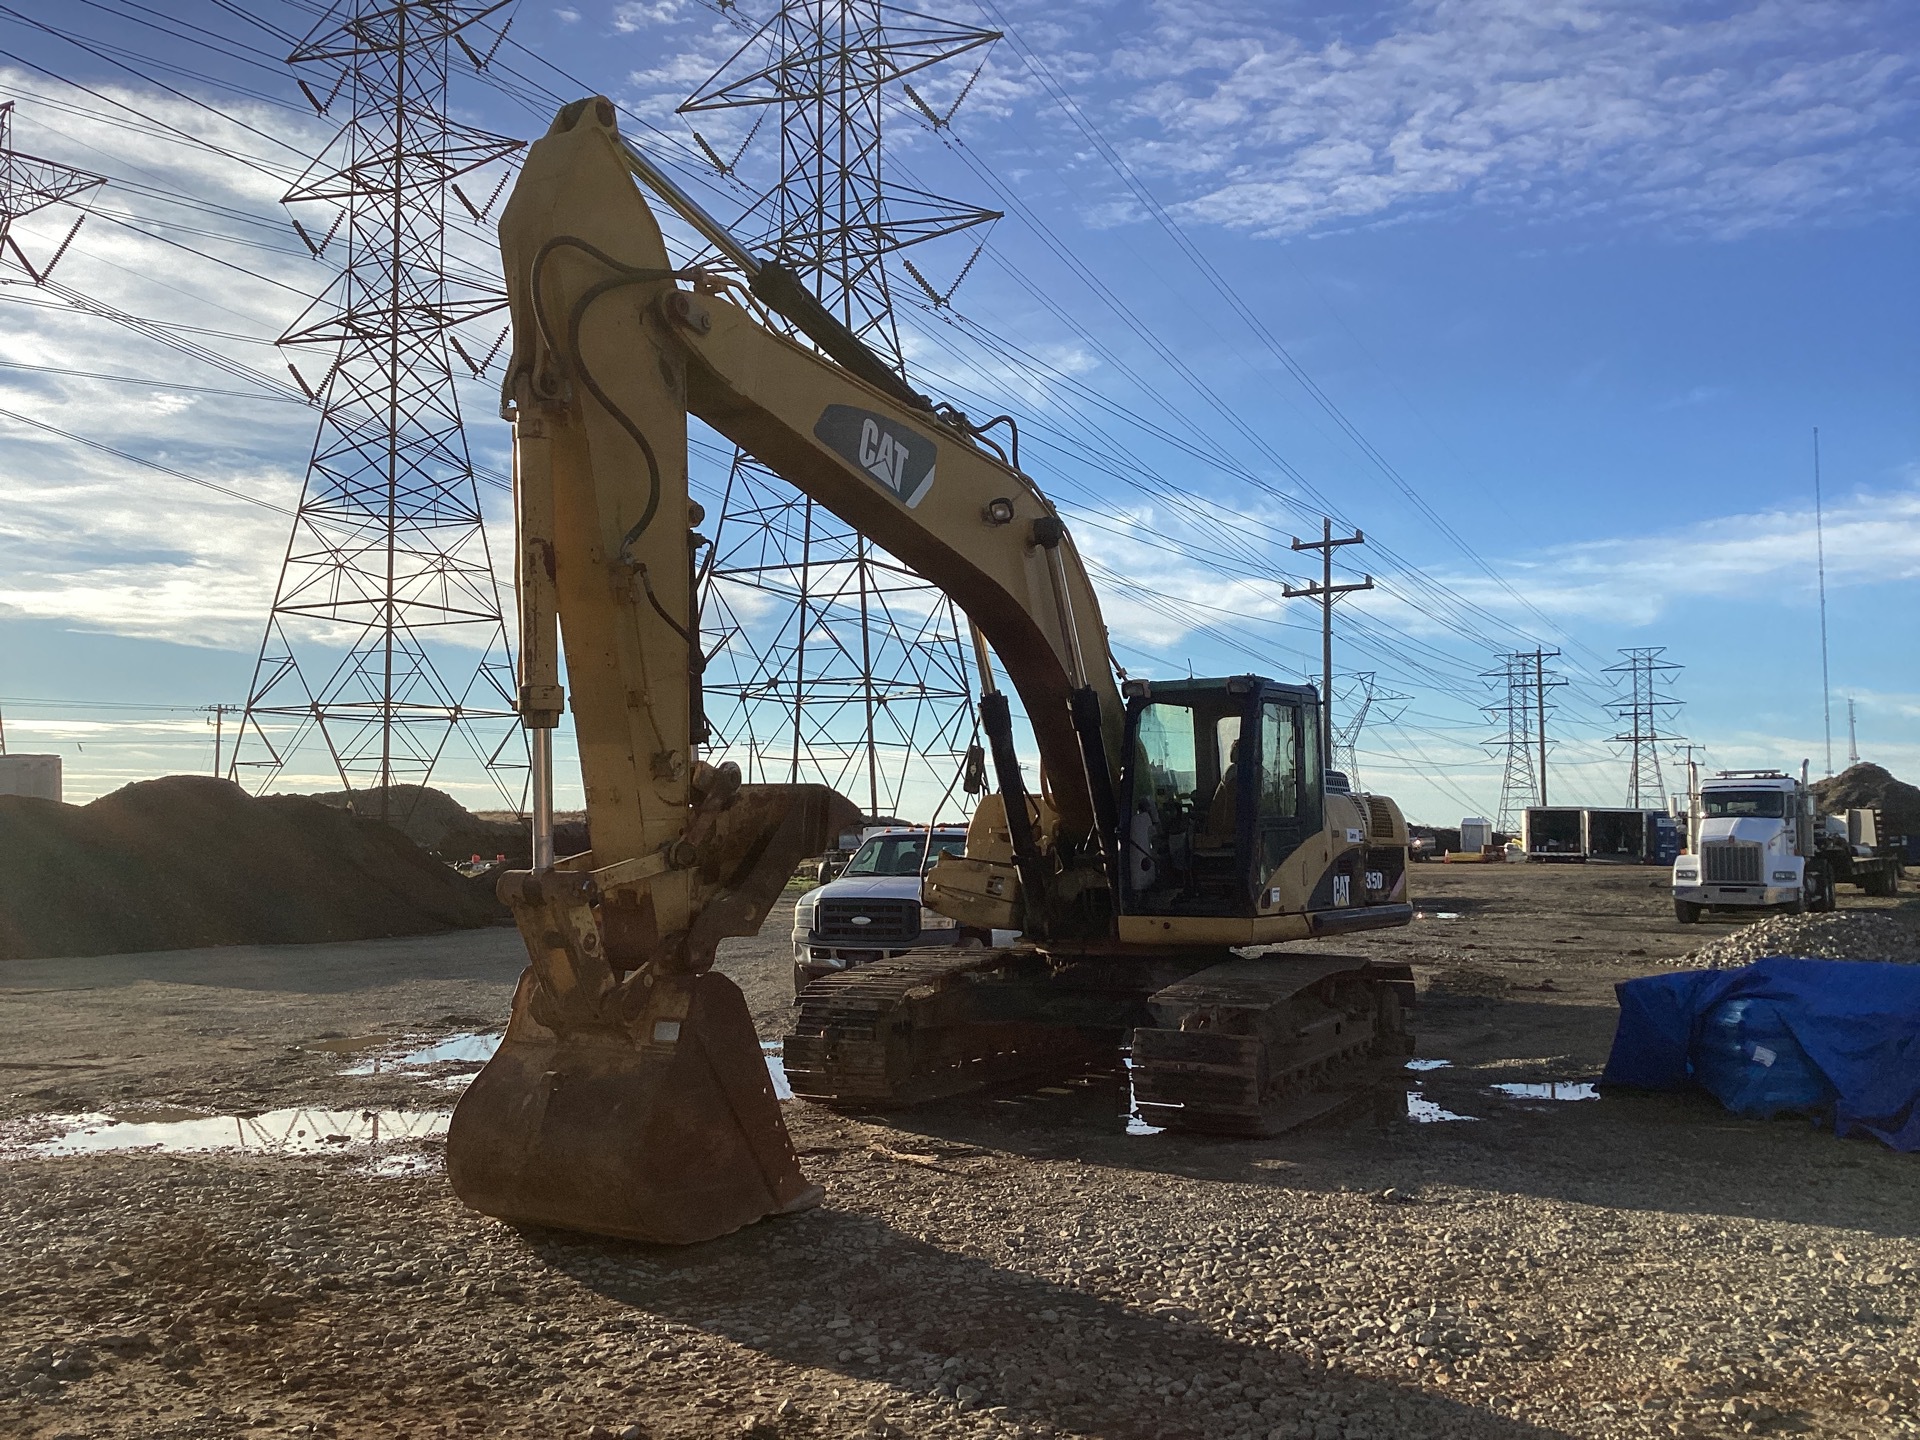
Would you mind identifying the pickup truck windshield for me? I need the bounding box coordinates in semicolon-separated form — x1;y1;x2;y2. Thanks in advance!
1701;790;1787;819
842;833;966;877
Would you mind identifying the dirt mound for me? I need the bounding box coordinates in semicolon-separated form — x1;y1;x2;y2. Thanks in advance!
1811;762;1920;836
1680;909;1920;970
0;776;504;961
297;784;527;864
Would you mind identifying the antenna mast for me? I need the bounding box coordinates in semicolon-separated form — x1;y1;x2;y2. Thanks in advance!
1813;427;1832;776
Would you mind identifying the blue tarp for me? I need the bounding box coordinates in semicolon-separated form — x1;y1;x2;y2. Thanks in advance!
1602;957;1920;1151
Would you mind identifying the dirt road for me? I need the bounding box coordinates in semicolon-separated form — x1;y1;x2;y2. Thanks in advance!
3;865;1915;1440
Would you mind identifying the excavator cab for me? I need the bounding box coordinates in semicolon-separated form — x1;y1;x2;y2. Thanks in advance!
1118;676;1322;917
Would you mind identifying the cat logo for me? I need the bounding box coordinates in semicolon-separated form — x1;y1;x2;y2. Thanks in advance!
813;404;937;508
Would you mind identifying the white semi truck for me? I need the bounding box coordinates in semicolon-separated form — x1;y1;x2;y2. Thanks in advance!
1672;767;1904;923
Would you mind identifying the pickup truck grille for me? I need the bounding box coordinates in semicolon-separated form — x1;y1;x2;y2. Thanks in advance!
815;898;918;944
1702;842;1763;884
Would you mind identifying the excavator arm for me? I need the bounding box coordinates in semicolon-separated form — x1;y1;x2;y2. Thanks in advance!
447;97;1123;1244
499;96;1125;939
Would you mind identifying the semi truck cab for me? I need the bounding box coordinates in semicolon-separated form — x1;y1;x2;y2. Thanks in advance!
1672;769;1827;922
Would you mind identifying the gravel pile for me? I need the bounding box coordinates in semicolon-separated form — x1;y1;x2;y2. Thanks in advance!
0;776;502;960
1678;910;1920;970
1811;763;1920;838
297;784;528;864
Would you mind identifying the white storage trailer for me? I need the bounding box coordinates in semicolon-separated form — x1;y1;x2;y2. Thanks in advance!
1523;807;1584;860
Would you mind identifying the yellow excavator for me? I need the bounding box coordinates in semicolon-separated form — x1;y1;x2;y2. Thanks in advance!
446;98;1414;1245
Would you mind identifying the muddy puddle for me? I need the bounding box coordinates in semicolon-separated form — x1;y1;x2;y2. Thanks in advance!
338;1031;499;1076
1492;1080;1600;1102
331;1028;796;1100
11;1106;450;1161
1402;1072;1601;1124
1406;1093;1480;1123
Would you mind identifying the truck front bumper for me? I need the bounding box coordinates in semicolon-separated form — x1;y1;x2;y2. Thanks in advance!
1672;884;1798;907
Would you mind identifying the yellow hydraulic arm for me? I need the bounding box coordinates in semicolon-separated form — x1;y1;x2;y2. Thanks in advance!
446;97;1125;1244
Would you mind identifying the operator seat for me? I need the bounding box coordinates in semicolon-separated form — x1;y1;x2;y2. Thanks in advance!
1198;743;1239;851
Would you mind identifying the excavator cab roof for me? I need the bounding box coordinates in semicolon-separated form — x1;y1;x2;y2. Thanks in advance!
1121;674;1319;706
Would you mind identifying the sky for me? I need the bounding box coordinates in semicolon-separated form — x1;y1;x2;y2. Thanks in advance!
0;0;1915;827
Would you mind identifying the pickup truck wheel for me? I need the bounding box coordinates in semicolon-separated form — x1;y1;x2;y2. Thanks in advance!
1673;900;1702;925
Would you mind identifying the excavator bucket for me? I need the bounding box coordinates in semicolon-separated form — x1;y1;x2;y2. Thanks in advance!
447;784;858;1244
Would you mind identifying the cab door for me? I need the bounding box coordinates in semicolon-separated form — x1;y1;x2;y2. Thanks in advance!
1251;695;1321;889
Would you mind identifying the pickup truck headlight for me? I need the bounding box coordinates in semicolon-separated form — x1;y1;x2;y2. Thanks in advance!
919;906;958;930
794;898;818;929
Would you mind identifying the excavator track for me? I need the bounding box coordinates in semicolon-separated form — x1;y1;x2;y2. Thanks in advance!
783;947;1116;1107
1131;956;1415;1136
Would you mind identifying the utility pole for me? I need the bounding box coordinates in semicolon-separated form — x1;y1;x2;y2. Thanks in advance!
207;704;239;780
1847;697;1859;767
1528;649;1564;805
1284;519;1372;773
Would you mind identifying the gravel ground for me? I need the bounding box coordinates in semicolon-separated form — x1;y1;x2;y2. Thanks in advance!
2;866;1916;1440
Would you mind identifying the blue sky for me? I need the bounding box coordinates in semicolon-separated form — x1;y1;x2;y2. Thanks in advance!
0;0;1915;824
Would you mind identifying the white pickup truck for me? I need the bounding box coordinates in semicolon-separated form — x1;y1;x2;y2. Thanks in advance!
791;827;1017;995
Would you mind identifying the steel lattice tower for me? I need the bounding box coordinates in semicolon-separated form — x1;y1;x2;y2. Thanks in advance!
1483;655;1539;834
679;1;1001;820
1483;648;1565;830
1331;672;1407;796
0;101;104;283
232;1;525;814
1606;647;1684;811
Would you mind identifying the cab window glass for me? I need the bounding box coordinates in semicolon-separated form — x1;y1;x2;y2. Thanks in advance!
1259;701;1298;819
1215;716;1241;778
1137;703;1198;806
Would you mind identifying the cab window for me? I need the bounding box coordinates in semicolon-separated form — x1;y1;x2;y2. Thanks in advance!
1259;701;1298;819
1136;702;1198;810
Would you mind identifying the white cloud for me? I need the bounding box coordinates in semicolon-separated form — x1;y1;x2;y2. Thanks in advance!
0;71;517;656
1102;0;1920;239
1461;481;1920;626
613;2;692;37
